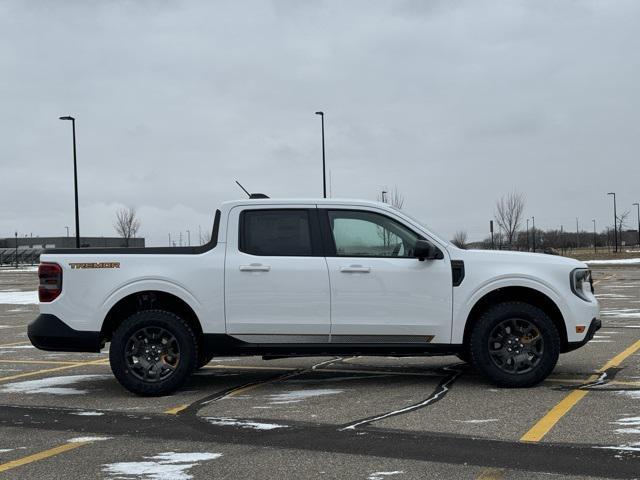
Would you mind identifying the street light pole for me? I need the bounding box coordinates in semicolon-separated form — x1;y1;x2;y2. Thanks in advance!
633;203;640;247
526;219;530;252
59;116;80;248
65;226;69;237
14;232;18;269
186;229;191;246
315;111;326;198
576;217;579;250
607;192;617;253
531;216;536;252
592;219;596;254
381;190;387;203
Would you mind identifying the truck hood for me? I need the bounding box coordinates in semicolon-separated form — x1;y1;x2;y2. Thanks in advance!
448;247;587;270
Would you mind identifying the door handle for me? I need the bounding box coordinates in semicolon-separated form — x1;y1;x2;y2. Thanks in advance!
239;264;271;272
340;265;371;273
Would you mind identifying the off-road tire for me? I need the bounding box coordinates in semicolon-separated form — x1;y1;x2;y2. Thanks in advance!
110;309;198;396
470;301;560;388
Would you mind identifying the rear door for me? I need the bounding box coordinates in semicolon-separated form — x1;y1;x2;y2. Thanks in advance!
321;207;453;344
224;205;331;343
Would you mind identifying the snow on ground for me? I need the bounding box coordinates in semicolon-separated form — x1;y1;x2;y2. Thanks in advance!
0;291;38;305
454;419;498;424
102;452;222;480
0;375;110;395
266;388;344;404
585;258;640;265
0;267;38;273
368;472;404;480
72;411;105;416
612;416;640;435
69;436;112;443
600;308;640;318
204;417;288;430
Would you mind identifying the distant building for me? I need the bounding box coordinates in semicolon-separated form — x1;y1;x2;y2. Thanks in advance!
0;236;145;265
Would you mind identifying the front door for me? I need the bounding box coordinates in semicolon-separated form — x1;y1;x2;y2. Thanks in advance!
225;206;331;343
322;208;453;344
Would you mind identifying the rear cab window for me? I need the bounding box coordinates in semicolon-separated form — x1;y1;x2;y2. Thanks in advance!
239;209;318;256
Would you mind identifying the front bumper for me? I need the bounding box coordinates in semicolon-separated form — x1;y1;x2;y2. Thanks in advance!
28;314;103;353
563;317;601;353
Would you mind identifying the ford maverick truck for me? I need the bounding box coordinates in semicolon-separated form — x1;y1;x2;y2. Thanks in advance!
29;199;600;395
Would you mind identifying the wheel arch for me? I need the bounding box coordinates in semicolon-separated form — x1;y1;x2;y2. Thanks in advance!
101;290;204;345
462;286;568;352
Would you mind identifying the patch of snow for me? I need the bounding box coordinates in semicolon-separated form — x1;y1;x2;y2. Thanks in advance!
0;375;110;395
597;442;640;452
601;308;640;318
0;291;38;305
205;417;287;430
266;388;344;404
0;449;13;453
72;411;105;416
586;258;640;265
618;391;640;400
102;451;222;480
612;416;640;435
454;419;498;424
0;345;34;350
368;471;404;480
68;436;112;443
0;267;38;273
596;293;632;299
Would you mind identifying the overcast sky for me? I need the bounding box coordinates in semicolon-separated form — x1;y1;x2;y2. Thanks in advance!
2;0;640;246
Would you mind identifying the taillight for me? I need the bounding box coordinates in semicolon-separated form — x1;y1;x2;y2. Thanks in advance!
39;262;63;302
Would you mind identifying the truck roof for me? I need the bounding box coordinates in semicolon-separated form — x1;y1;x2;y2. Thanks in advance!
220;198;392;209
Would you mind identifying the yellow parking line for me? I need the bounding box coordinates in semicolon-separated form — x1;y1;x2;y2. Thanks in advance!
0;441;89;473
0;341;31;347
476;468;505;479
0;359;84;365
164;404;189;415
0;358;109;383
521;339;640;442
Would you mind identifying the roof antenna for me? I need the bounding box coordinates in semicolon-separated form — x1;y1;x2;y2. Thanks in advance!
235;180;270;199
235;180;251;198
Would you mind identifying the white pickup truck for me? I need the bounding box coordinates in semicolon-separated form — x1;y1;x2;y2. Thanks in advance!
29;198;600;395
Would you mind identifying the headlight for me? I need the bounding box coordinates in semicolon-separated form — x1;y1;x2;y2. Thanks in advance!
570;268;594;301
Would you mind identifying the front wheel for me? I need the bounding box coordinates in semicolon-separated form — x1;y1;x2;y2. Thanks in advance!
110;310;198;396
470;301;560;388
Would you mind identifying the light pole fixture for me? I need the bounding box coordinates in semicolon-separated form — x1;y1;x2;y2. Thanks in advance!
59;115;81;248
531;216;536;252
315;111;326;198
607;192;617;253
633;203;640;247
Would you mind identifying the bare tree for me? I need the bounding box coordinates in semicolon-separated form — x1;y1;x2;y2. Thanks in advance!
494;191;525;247
114;207;141;247
617;211;630;239
451;230;468;249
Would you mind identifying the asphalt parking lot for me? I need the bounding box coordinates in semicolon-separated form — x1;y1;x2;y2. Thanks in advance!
0;266;638;479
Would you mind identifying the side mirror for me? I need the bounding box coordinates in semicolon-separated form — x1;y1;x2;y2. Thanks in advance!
414;239;444;261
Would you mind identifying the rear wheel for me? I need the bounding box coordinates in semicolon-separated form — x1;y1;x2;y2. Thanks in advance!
110;309;198;396
470;301;559;388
